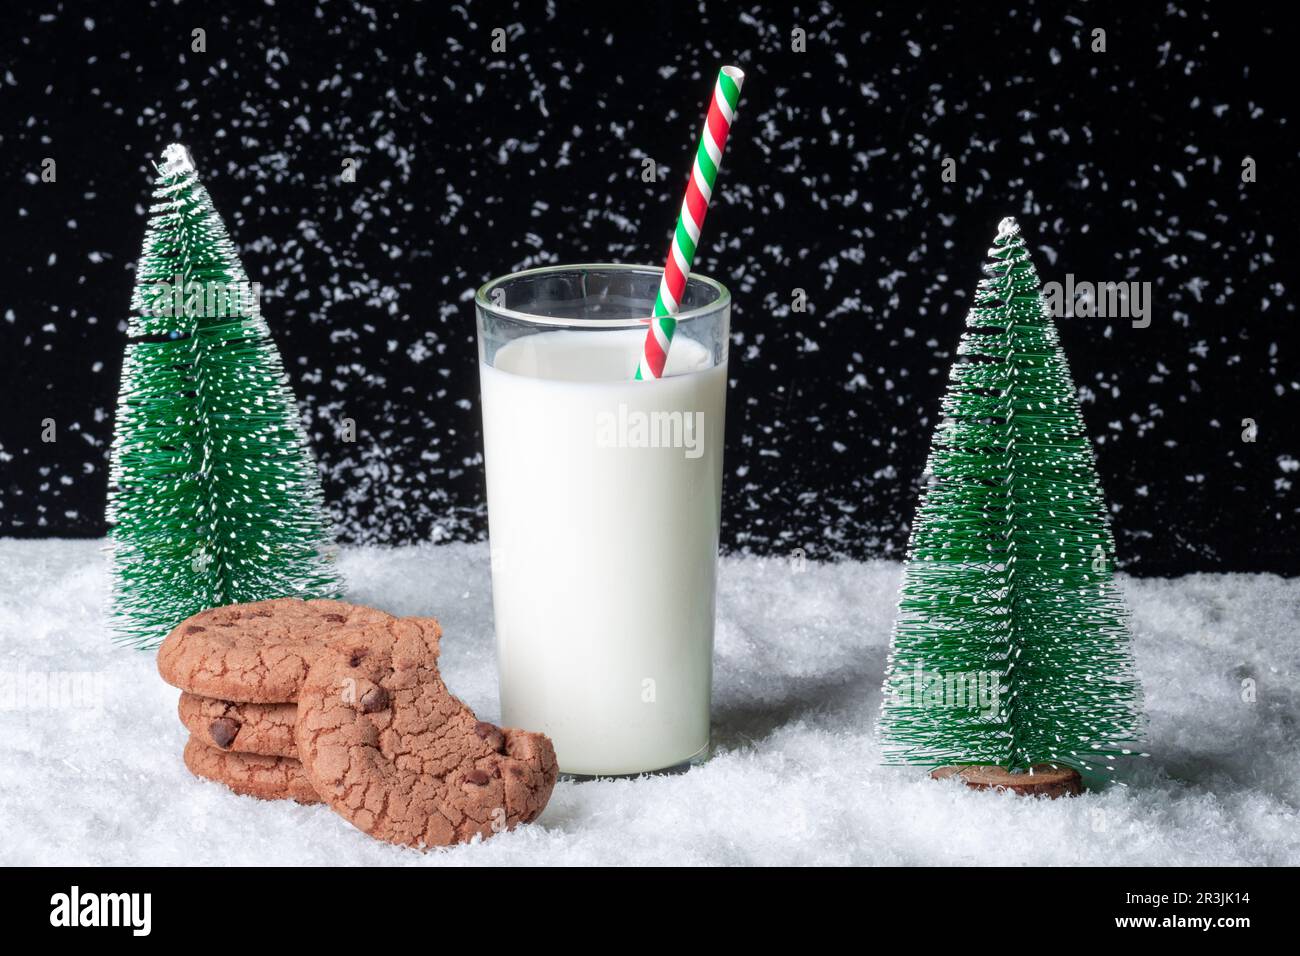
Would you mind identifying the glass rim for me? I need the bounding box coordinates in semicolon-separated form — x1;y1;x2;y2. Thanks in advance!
475;262;731;330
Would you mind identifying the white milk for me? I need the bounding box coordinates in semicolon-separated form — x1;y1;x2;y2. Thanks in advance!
479;329;726;776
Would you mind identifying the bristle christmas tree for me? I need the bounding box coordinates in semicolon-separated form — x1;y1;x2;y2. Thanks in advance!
108;144;341;649
878;217;1143;781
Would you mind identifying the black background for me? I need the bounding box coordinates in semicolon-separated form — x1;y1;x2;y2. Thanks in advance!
0;1;1295;574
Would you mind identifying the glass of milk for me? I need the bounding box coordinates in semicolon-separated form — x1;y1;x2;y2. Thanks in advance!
475;264;729;777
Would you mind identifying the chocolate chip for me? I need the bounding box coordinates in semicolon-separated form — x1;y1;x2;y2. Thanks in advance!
474;721;507;754
348;649;368;667
465;769;491;786
509;766;525;779
323;613;346;623
208;718;240;749
184;624;206;634
359;686;389;713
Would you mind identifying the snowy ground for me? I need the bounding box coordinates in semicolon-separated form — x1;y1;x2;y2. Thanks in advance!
0;539;1296;866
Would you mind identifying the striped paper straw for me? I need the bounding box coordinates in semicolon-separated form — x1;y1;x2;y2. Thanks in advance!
635;65;745;380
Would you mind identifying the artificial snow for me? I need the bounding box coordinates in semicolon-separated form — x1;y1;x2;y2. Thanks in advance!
1;539;1296;866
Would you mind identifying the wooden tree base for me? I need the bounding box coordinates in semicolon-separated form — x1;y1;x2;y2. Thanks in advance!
931;764;1082;798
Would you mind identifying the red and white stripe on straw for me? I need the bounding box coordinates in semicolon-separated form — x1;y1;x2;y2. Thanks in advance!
635;65;745;380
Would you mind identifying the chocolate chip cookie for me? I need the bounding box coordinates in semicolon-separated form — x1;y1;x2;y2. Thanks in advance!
178;693;298;758
158;598;394;703
295;616;558;848
182;736;320;804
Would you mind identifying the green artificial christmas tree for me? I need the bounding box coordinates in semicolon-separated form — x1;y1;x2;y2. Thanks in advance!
878;217;1143;778
108;144;342;648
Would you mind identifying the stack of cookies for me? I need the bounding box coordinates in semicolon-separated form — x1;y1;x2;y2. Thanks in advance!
178;695;318;803
158;597;559;847
159;599;391;804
